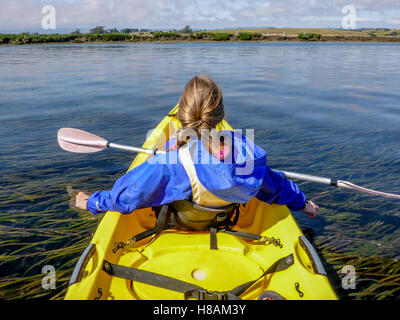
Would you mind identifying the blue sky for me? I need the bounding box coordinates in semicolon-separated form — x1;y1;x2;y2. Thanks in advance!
1;0;400;33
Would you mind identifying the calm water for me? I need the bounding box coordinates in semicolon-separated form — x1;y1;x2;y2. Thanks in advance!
0;42;399;298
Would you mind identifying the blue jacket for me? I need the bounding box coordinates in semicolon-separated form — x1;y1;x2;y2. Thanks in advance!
87;131;306;215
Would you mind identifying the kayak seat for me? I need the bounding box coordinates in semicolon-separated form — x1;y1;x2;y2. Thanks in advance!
133;200;258;232
113;200;282;254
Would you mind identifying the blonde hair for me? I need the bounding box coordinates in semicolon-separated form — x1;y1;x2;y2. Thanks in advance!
177;75;225;148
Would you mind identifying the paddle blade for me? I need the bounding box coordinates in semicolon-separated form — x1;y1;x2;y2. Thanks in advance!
337;180;400;200
57;128;108;153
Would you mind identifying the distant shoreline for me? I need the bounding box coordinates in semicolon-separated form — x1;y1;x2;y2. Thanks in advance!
1;28;400;45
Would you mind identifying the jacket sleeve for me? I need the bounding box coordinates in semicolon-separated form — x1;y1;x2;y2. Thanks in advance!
255;166;306;211
86;153;192;215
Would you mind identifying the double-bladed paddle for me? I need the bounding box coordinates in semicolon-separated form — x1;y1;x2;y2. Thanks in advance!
57;128;400;200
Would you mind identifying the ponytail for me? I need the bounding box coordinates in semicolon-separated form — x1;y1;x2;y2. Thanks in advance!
176;75;225;148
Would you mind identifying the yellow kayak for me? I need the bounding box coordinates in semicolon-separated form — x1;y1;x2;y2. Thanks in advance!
65;105;338;300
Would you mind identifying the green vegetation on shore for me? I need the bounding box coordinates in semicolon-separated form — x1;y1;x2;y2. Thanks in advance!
298;32;322;40
1;26;400;45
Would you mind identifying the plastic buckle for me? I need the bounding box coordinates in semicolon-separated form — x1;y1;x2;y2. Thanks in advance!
198;289;228;300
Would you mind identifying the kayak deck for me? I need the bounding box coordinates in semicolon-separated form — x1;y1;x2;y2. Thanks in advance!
65;106;338;300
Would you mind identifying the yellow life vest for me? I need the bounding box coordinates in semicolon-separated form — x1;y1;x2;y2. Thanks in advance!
178;142;231;208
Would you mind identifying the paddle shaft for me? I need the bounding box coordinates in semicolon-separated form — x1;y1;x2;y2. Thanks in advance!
277;170;337;186
276;170;400;200
107;142;164;155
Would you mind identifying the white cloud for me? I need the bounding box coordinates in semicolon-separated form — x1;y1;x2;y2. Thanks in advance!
332;0;400;11
356;17;381;23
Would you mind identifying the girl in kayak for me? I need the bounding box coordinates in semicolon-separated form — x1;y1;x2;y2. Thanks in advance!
75;75;318;218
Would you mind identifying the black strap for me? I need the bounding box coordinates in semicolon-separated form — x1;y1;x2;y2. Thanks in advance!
120;203;269;255
208;204;241;250
103;261;203;293
229;253;294;297
210;227;218;250
220;229;263;241
102;253;294;300
102;260;236;300
131;205;170;242
112;206;171;253
125;203;240;252
229;204;240;227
